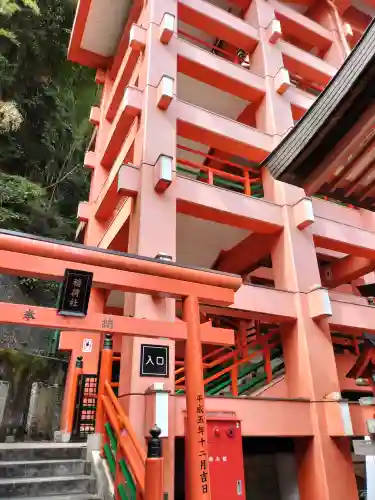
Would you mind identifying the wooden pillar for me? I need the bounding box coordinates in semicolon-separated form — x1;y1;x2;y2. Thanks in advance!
308;2;349;68
96;333;113;435
183;295;211;500
58;292;106;425
245;0;294;140
61;355;83;434
262;170;358;500
118;1;178;498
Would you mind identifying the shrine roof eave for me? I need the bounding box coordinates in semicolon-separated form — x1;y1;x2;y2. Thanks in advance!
67;0;134;69
261;19;375;207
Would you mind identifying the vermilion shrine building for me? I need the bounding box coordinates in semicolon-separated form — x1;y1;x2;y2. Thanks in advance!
23;0;375;498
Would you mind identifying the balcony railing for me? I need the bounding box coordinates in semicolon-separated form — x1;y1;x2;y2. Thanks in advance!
176;143;263;197
289;72;323;97
178;29;238;63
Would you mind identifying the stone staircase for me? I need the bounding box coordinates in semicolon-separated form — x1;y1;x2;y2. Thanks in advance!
0;442;100;499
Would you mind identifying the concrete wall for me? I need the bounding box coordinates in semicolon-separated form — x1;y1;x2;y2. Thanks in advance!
26;383;63;440
244;454;281;500
276;454;300;500
0;382;9;429
243;451;300;500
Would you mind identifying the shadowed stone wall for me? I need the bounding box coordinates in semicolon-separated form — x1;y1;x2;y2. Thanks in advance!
0;275;57;355
0;349;67;441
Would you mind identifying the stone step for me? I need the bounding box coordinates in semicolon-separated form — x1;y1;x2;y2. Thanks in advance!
0;474;96;497
0;459;88;478
0;443;86;462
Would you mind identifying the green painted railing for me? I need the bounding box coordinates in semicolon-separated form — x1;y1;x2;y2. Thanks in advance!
104;421;137;500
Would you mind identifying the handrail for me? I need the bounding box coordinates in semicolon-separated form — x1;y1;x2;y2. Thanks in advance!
177;340;279;390
104;380;146;464
97;335;163;500
289;72;323;95
176;142;263;197
175;327;281;394
177;157;259;184
175;349;236;385
177;143;258;174
101;394;146;496
205;341;279;387
101;381;165;500
178;29;237;61
175;345;232;373
176;157;261;197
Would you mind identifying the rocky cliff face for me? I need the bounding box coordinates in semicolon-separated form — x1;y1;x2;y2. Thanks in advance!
0;275;57;355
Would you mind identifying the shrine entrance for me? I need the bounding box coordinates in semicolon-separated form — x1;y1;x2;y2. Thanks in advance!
0;229;242;500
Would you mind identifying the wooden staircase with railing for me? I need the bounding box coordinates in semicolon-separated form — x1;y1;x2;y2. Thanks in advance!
175;323;284;397
97;380;164;500
67;335;165;500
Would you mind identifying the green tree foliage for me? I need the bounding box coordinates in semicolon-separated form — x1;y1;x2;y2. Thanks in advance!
0;0;97;241
0;0;40;43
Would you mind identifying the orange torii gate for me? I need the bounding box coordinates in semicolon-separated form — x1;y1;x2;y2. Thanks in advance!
0;229;241;500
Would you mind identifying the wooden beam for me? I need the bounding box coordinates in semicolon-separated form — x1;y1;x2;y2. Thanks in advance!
0;302;234;346
0;249;235;306
0;230;241;290
95;119;138;220
313;216;375;259
98;198;133;250
305;103;375;195
322;255;375;289
214;233;279;274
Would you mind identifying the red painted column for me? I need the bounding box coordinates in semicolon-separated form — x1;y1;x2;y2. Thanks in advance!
59;291;106;431
117;1;178;498
183;295;211;500
245;0;294;139
308;2;349;68
60;355;83;434
96;334;113;436
262;170;358;500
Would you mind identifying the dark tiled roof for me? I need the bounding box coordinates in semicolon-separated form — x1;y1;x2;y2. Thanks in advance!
262;19;375;208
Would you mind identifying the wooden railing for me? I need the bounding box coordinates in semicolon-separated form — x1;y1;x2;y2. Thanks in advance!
100;382;164;500
101;381;145;499
178;29;238;62
176;144;262;197
176;327;282;396
289;72;323;96
94;334;164;500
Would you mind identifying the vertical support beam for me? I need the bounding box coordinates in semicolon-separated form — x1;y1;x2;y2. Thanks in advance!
118;1;178;498
59;289;107;410
96;334;113;436
245;0;294;141
231;363;239;397
262;170;358;500
61;356;83;435
183;295;211;500
264;345;272;383
85;74;115;245
308;2;348;68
